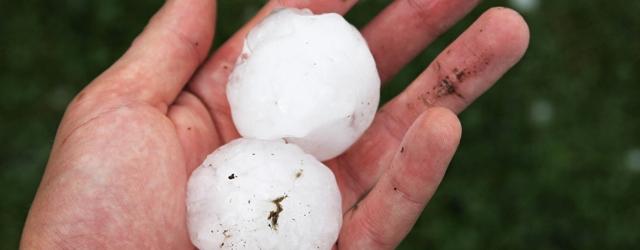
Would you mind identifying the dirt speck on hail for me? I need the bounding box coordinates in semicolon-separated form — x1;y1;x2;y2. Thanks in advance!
187;138;342;249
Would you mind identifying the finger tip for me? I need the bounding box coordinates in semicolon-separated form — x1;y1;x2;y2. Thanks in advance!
483;7;530;60
136;0;217;64
415;107;462;149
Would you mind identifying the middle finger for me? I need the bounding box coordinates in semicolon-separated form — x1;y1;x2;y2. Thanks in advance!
333;7;530;211
363;0;480;83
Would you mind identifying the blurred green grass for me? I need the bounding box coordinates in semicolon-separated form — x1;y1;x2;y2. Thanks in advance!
1;0;639;249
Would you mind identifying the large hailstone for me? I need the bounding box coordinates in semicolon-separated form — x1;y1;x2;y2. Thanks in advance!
227;8;380;161
187;138;342;249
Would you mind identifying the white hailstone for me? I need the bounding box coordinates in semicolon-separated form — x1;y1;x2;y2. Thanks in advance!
187;138;342;250
227;8;380;161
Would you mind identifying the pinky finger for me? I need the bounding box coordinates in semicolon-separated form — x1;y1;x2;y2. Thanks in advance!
338;107;461;250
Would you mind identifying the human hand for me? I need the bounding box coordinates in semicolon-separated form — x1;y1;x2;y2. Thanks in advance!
21;0;528;249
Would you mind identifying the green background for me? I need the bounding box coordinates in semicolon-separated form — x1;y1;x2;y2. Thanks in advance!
1;0;639;249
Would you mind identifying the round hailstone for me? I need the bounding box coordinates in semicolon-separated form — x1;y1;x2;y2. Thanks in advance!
187;138;342;250
226;8;380;161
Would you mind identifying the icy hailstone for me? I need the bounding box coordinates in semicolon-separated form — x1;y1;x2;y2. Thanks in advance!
187;138;342;249
227;8;380;161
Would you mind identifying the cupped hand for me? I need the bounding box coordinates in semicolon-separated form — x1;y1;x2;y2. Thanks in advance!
21;0;528;249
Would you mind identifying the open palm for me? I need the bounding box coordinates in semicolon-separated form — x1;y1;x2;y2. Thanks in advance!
22;0;528;249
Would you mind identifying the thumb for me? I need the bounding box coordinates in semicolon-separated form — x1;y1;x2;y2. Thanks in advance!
83;0;216;109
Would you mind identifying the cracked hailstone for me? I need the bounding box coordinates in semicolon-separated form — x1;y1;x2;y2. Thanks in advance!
187;138;342;249
227;8;380;161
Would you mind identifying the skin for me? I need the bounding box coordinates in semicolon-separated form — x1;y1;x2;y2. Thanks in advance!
21;0;529;249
